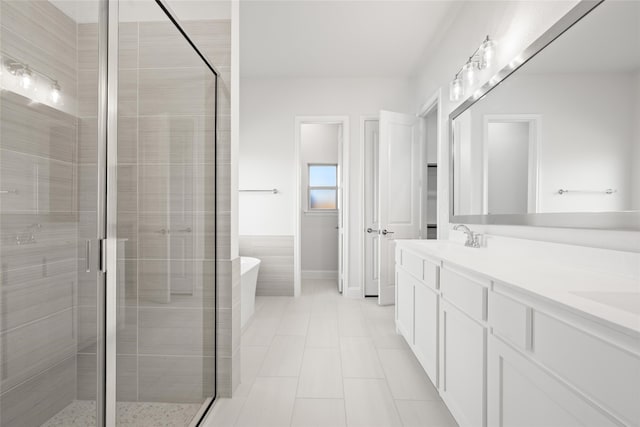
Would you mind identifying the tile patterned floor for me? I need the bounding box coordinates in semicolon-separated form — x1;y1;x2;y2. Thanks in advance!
42;400;202;426
203;279;457;427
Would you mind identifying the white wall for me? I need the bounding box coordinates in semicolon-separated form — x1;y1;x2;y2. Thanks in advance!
300;123;340;273
239;77;412;291
411;0;640;252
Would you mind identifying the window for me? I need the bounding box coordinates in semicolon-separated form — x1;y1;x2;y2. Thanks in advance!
308;164;338;210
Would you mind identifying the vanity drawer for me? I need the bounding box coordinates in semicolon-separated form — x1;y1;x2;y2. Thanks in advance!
533;312;640;426
488;291;531;351
423;260;439;290
440;266;488;323
401;249;424;280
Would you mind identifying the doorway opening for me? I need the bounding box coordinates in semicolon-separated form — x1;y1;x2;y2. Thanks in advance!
295;117;349;297
419;99;440;240
482;115;540;215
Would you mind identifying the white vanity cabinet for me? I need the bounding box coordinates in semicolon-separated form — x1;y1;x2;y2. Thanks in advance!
395;268;414;341
394;240;640;427
488;286;640;427
439;266;489;427
395;247;439;386
487;334;619;427
413;274;439;384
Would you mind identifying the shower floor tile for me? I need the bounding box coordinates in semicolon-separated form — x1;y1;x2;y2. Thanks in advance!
42;400;203;426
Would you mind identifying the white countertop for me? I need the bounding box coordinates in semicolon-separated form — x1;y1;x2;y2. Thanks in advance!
396;239;640;338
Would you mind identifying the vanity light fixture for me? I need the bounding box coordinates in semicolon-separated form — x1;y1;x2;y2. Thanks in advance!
462;60;476;85
449;35;496;101
50;81;61;104
20;66;33;89
479;36;495;68
449;76;463;102
3;54;62;105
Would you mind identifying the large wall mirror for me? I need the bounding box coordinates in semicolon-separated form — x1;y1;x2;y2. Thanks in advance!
450;0;640;230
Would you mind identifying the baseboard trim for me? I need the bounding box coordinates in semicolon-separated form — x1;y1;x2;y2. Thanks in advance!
302;270;338;280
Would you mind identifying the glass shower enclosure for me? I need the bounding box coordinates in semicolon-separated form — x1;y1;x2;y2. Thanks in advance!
0;0;218;425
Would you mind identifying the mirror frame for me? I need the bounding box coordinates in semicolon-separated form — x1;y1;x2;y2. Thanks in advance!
448;0;640;230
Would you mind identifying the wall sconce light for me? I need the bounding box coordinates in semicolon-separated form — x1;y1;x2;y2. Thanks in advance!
449;35;496;102
449;76;463;102
462;60;476;86
3;55;62;105
479;36;495;68
20;66;33;89
50;81;61;104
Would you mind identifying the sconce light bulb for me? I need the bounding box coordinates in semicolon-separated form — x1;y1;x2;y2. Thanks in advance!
50;82;61;104
480;37;495;69
449;77;463;102
21;68;32;89
462;60;476;86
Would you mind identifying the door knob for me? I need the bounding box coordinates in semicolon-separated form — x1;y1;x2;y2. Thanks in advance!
381;229;394;236
366;228;379;234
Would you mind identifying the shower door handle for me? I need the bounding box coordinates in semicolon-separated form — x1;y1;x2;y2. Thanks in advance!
100;239;107;273
85;240;91;272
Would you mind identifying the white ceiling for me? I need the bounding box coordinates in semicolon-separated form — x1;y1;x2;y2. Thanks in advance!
240;1;459;78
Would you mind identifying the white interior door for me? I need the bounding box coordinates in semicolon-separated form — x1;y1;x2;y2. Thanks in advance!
364;119;380;296
378;110;420;305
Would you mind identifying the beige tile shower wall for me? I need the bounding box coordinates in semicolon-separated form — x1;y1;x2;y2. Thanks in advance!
239;236;295;296
0;2;78;426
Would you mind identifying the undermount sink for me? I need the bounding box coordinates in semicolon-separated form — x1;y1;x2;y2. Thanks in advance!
571;291;640;316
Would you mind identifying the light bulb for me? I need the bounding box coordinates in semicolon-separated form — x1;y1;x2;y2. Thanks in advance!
449;77;463;102
21;68;32;89
462;60;476;86
479;36;495;69
50;82;61;104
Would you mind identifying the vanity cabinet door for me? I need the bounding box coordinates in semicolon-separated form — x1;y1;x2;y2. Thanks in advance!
440;300;486;427
488;335;618;427
414;281;438;386
396;269;414;343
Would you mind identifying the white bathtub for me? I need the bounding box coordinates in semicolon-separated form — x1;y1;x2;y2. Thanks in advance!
240;257;261;329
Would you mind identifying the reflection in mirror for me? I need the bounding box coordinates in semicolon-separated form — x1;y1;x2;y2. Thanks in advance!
452;0;640;218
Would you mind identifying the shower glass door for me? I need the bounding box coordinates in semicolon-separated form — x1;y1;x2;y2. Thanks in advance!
1;0;217;425
113;1;217;425
1;0;105;425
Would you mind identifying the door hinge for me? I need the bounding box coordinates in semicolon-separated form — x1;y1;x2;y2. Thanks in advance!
99;238;107;273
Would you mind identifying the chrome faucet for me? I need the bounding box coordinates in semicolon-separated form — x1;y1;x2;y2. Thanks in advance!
453;224;481;248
